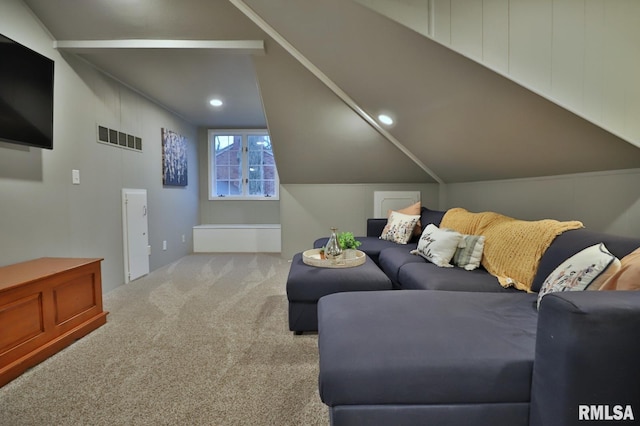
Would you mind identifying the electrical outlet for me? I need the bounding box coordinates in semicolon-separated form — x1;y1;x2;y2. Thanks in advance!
162;240;167;251
182;234;186;243
72;169;80;185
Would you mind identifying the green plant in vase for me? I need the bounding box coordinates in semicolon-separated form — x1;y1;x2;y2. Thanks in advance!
338;232;361;251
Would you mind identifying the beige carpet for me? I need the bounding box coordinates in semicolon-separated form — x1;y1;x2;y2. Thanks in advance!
0;254;327;425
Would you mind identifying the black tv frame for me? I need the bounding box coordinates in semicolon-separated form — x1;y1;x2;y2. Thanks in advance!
0;33;54;150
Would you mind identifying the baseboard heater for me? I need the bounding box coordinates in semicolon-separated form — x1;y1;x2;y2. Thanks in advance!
193;224;281;253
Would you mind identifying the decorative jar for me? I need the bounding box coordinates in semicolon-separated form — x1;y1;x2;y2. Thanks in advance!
324;227;343;260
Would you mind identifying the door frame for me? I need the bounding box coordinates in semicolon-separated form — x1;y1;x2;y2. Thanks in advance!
122;188;150;283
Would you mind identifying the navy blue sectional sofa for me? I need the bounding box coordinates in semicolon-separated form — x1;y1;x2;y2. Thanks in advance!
315;208;640;426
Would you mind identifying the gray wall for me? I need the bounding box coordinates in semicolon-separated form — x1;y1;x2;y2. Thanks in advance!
280;183;439;259
0;0;199;293
442;169;640;237
280;170;640;259
197;127;280;224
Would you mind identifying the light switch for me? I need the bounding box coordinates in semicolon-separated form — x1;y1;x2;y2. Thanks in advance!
72;169;80;185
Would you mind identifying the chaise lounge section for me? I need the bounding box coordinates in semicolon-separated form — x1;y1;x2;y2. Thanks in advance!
315;207;640;426
318;289;640;426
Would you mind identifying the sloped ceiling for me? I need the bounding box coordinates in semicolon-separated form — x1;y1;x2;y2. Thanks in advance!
22;0;640;184
240;0;640;183
253;40;431;184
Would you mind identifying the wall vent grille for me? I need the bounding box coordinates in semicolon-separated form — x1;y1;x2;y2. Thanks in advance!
97;125;142;152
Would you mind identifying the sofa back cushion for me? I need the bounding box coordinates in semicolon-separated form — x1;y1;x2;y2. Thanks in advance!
420;207;446;228
531;229;640;293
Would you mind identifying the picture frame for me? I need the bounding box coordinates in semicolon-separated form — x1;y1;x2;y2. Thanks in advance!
162;128;187;186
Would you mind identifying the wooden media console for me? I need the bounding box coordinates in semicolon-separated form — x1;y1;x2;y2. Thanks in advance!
0;257;107;387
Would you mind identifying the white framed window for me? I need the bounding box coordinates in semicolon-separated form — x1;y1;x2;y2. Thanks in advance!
208;129;279;200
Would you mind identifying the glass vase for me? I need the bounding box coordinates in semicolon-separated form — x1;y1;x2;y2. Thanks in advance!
325;227;343;260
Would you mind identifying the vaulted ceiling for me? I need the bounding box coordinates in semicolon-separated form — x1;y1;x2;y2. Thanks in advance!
22;0;640;184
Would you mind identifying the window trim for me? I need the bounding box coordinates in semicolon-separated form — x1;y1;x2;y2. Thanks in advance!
207;129;279;201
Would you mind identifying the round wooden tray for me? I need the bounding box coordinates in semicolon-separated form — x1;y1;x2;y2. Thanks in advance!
302;248;366;268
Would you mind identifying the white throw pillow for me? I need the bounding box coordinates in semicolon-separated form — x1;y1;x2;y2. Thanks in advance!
380;211;421;244
411;224;463;267
537;243;621;310
453;234;485;271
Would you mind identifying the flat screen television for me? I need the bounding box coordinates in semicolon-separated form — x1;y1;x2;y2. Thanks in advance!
0;33;54;150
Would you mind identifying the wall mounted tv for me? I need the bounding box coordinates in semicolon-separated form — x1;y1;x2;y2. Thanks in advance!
0;33;54;150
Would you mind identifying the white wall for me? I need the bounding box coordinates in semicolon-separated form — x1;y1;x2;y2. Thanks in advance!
0;0;199;292
430;0;640;148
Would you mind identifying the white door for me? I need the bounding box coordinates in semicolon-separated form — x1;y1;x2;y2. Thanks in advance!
122;188;150;283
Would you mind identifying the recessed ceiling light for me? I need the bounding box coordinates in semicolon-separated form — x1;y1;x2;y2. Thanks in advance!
378;114;394;126
209;99;223;107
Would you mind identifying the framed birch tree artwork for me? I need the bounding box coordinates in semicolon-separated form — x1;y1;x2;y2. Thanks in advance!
162;128;187;186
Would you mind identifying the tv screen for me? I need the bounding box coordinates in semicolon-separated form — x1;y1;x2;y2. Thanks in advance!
0;33;54;150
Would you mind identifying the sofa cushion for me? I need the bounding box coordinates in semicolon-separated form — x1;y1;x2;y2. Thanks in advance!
378;244;424;286
397;262;516;292
411;224;463;267
318;291;538;406
531;229;640;293
420;206;446;228
536;243;620;309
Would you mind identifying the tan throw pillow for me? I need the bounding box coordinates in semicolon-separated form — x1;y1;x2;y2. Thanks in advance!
387;201;422;237
537;243;620;310
380;211;421;244
599;247;640;291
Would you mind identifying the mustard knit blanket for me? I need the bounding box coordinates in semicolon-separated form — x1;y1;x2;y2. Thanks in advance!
441;208;584;292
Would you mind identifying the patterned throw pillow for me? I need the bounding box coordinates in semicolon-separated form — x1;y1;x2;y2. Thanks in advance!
411;224;463;267
537;243;621;310
380;211;421;244
388;201;422;237
453;234;485;271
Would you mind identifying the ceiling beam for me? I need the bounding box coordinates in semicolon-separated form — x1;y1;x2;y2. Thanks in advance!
230;0;444;184
54;39;265;55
